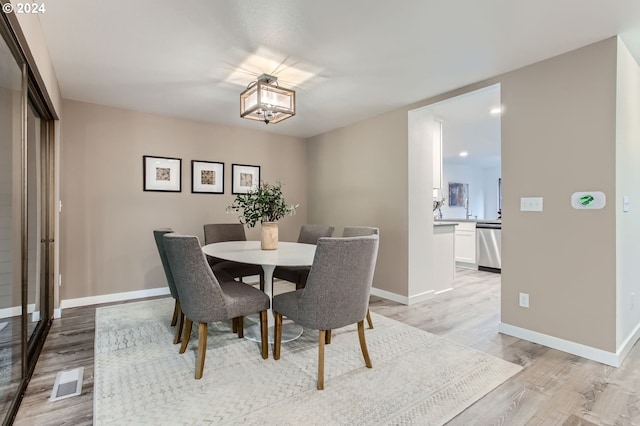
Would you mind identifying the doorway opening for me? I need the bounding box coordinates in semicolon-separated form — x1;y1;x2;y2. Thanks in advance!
407;83;502;302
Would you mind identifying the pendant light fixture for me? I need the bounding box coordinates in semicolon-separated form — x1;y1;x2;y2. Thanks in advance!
240;74;296;124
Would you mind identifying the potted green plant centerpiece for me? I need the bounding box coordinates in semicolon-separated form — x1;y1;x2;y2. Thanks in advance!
227;181;298;250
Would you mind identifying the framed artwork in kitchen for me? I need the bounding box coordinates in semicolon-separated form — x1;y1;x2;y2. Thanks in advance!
448;182;468;207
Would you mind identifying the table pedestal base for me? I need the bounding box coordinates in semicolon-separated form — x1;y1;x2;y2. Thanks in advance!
244;321;303;344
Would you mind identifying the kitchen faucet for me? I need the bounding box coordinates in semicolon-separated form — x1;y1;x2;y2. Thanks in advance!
464;198;476;219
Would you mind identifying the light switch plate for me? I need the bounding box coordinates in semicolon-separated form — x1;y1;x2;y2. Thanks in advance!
520;197;543;212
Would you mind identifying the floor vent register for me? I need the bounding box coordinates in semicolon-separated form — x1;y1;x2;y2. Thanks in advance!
49;367;84;402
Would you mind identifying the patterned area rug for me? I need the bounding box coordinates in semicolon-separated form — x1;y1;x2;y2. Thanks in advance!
94;298;521;425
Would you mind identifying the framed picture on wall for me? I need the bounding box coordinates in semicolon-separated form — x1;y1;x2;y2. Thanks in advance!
231;163;260;194
448;182;468;207
143;155;182;192
191;160;224;194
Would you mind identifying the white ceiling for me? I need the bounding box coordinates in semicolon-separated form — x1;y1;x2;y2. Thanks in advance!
429;84;501;169
38;0;640;139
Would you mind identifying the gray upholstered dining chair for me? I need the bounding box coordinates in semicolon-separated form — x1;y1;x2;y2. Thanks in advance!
273;224;335;290
163;234;270;379
153;229;184;345
154;228;239;344
204;223;265;291
273;235;379;390
342;226;380;329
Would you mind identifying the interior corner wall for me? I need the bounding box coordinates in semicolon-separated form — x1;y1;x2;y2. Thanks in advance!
306;109;409;298
615;37;640;350
59;99;307;301
500;37;618;352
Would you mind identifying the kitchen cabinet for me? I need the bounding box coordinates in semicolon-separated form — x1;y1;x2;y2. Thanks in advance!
436;221;476;267
455;222;476;266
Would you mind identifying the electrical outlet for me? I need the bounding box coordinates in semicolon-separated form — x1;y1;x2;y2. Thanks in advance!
519;292;529;308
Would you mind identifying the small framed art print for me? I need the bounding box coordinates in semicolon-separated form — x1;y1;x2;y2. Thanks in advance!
231;163;260;194
191;160;224;194
143;155;182;192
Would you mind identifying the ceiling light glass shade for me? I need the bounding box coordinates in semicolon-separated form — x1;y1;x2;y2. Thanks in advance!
240;74;296;124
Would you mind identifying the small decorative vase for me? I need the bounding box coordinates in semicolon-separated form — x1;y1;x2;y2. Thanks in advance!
261;222;278;250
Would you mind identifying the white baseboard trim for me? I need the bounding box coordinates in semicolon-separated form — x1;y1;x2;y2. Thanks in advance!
408;290;436;305
456;261;477;270
0;306;21;319
370;287;409;305
371;287;442;305
0;303;36;320
370;287;442;306
59;287;170;312
53;308;62;319
498;322;621;367
616;322;640;366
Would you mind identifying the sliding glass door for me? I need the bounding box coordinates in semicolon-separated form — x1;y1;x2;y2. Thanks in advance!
0;27;25;419
27;99;52;355
0;15;55;424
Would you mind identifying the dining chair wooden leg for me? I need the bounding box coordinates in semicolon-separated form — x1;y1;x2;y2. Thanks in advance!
195;322;208;379
171;299;180;326
274;312;283;360
179;318;193;354
173;310;184;345
325;330;332;344
318;330;326;390
232;317;238;334
260;310;268;359
237;316;244;338
357;320;372;368
259;272;265;291
366;308;374;329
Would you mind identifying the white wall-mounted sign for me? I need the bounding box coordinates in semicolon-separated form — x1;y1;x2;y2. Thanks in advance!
571;191;606;209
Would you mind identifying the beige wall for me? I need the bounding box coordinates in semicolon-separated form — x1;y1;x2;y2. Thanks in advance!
500;38;617;352
615;38;640;348
59;100;307;301
308;38;621;352
306;108;409;296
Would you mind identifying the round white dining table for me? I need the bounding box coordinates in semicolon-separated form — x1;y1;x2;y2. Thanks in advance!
201;240;316;343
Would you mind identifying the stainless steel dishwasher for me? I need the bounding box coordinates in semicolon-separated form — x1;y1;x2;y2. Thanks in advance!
476;222;501;273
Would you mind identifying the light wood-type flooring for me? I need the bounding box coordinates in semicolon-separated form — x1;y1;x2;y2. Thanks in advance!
12;269;640;425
